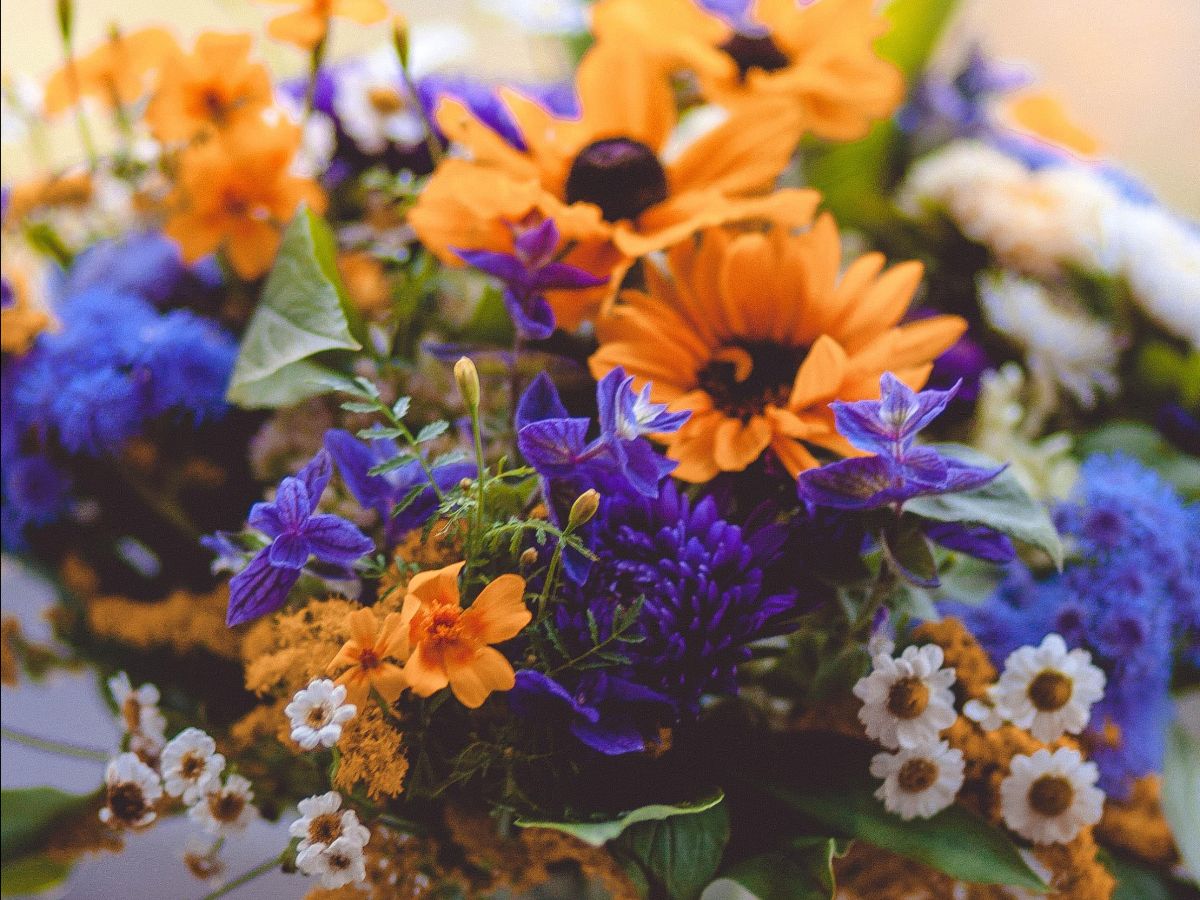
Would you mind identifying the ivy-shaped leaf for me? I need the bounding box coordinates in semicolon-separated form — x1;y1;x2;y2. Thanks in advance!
614;798;730;900
718;836;846;900
515;791;724;847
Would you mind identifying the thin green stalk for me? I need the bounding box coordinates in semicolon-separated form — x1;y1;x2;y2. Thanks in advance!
471;409;487;546
59;45;98;169
202;853;284;900
399;63;443;166
383;408;444;501
1;725;109;761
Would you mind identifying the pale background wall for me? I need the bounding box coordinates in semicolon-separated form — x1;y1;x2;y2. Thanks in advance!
1;0;1198;217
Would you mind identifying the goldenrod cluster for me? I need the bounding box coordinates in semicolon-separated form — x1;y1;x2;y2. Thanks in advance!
87;586;240;659
333;705;409;801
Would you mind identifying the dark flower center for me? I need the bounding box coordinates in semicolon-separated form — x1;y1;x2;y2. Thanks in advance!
1027;670;1073;712
357;649;380;671
564;137;669;223
309;813;342;844
719;32;791;80
108;783;148;824
697;342;808;421
886;676;931;720
306;704;330;727
180;753;205;778
209;791;246;822
1028;775;1074;817
897;758;938;793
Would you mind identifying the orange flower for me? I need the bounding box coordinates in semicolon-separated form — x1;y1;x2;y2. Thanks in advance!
258;0;389;49
1001;92;1101;160
0;265;53;355
163;120;325;279
43;27;178;116
589;214;966;481
146;32;273;144
409;40;816;329
327;606;408;708
398;562;530;709
592;0;903;142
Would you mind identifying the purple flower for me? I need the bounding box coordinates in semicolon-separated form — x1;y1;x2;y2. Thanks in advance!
225;451;374;627
323;429;474;546
453;219;606;340
797;373;1003;512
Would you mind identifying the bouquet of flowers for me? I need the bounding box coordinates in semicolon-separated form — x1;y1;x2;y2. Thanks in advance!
2;0;1197;897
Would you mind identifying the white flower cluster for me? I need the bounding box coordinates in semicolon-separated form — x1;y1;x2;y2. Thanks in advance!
291;792;372;889
285;678;358;750
853;634;1108;844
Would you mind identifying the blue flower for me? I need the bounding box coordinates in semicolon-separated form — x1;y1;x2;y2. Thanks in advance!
2;453;71;549
57;231;189;305
416;75;578;152
898;44;1030;144
454;219;607;339
50;368;148;456
225;451;375;626
323;428;474;545
137;310;237;421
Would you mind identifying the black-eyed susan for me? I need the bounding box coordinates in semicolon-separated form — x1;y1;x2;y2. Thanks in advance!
409;40;817;330
589;214;966;480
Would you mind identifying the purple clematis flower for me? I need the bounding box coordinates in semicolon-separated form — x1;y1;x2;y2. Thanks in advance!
797;373;1003;512
323;429;474;546
225;450;374;627
453;219;607;340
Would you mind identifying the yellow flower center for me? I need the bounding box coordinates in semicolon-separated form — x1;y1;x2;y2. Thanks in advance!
180;753;206;779
413;604;466;650
309;812;342;844
1027;670;1073;712
897;758;938;793
357;649;381;672
107;782;148;824
887;676;931;720
306;704;330;727
1028;775;1075;817
121;697;142;733
367;86;406;115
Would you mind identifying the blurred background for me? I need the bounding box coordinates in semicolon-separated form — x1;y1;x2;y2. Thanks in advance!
2;0;1199;216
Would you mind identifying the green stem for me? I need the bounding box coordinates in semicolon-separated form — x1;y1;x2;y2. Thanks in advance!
202;853;284;900
384;410;444;502
115;462;203;544
1;725;110;761
471;408;487;547
399;60;443;166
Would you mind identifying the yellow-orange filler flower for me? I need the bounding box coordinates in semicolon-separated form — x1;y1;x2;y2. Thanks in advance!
399;562;530;709
589;214;966;481
327;606;408;708
592;0;903;142
258;0;389;50
43;27;178;116
409;39;817;329
164;120;325;279
146;32;273;144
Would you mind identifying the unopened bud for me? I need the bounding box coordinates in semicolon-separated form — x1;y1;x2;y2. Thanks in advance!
458;477;473;491
454;356;479;410
392;15;410;69
519;547;538;568
568;489;600;528
57;0;74;43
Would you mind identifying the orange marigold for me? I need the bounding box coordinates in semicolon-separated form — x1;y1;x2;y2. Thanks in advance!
258;0;389;49
43;27;178;115
327;606;408;708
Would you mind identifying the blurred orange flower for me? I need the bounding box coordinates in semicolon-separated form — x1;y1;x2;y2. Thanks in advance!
592;0;903;142
327;607;408;708
399;562;530;709
589;214;966;480
146;32;273;144
0;266;53;355
258;0;389;49
410;40;815;329
164;120;325;278
1002;92;1101;160
44;27;178;116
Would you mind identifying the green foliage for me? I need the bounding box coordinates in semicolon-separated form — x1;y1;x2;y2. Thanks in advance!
227;207;363;408
457;284;515;347
1162;712;1200;886
612;797;731;899
517;791;725;848
1101;852;1174;900
881;516;938;588
904;444;1063;568
721;836;846;900
0;855;73;897
1;787;95;859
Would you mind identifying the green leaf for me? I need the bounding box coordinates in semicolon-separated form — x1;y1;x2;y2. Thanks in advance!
876;0;961;80
1101;851;1174;900
457;284;515;346
415;421;450;444
1162;712;1200;885
0;854;73;896
516;791;725;847
720;836;844;900
904;443;1063;568
763;781;1047;892
227;207;362;408
882;517;939;588
615;798;730;900
1;787;94;859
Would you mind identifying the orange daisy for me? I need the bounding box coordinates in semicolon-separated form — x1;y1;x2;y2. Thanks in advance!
258;0;389;50
591;0;904;142
589;214;967;481
409;39;817;330
398;562;530;709
145;32;273;144
43;27;178;116
163;119;325;279
327;607;408;708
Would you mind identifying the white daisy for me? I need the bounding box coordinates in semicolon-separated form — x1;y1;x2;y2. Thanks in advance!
332;48;425;155
870;740;965;820
852;644;958;750
160;728;225;804
99;752;163;829
289;792;371;854
963;692;1006;732
1000;747;1105;844
188;774;257;836
285;678;357;751
991;634;1105;743
108;671;167;746
296;835;369;889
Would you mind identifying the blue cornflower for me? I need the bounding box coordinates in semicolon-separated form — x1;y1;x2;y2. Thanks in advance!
2;453;71;549
225;451;375;626
50;368;148;456
323;428;474;546
136;310;237;421
454;219;607;339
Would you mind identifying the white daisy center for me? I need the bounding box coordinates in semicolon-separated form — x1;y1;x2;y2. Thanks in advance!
1028;774;1074;817
309;812;342;845
1027;670;1073;712
897;758;938;793
886;676;931;720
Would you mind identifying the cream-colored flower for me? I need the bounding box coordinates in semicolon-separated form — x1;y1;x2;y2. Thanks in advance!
991;634;1105;743
853;644;957;750
285;678;357;750
108;671;167;747
99;752;163;829
1000;747;1104;844
160;728;225;804
332;47;425;155
870;740;964;820
289;792;371;854
296;835;369;889
188;774;257;836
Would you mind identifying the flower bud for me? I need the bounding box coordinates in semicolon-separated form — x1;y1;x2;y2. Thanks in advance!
567;489;600;528
519;547;538;568
454;356;479;410
392;14;409;69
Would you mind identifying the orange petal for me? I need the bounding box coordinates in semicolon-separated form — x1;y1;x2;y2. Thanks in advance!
346;607;380;647
402;643;449;698
788;334;847;410
576;42;676;152
446;646;515;709
712;415;772;472
370;664;408;704
266;9;327;48
405;561;466;608
462;575;531;644
837;260;924;351
668;412;723;483
771;435;820;476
